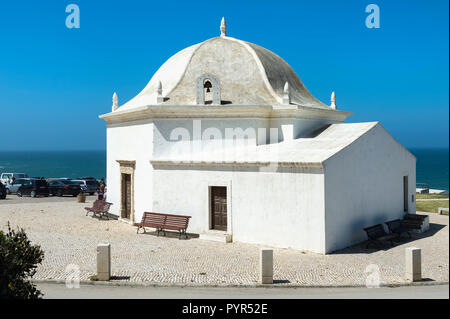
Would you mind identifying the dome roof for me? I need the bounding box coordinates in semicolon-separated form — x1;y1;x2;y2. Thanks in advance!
118;30;328;111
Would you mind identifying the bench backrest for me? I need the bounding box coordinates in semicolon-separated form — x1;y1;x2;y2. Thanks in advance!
100;201;112;212
141;212;167;226
405;213;427;221
92;200;104;210
141;212;191;229
165;214;190;229
386;219;402;231
363;224;388;239
92;200;112;212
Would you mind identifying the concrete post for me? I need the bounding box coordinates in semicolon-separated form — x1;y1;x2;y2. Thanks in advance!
259;248;273;284
405;247;421;282
97;243;111;281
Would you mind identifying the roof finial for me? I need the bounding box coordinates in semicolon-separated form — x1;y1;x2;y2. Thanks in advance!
112;92;118;111
157;80;164;104
220;17;227;37
330;91;337;110
282;82;290;104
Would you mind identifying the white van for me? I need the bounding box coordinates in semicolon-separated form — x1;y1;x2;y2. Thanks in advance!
0;173;29;185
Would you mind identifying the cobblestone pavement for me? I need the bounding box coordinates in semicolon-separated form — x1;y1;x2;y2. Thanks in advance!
0;197;448;286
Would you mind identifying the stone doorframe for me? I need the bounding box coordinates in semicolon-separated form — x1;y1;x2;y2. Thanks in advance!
116;160;135;224
207;180;232;235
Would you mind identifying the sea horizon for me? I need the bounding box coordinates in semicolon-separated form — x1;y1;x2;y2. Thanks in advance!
1;147;449;191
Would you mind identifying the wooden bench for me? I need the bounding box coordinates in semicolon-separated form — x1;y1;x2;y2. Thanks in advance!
363;224;396;249
134;212;191;239
85;200;113;220
386;219;412;239
403;213;428;230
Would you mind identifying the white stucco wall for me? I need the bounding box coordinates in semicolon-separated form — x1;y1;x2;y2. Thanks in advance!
106;119;154;219
152;118;270;159
151;166;326;253
268;118;341;142
105;116;415;255
323;124;416;253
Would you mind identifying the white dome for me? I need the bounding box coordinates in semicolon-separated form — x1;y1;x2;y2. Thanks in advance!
118;36;328;110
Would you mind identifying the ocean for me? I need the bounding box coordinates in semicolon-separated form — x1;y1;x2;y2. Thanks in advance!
410;148;449;192
0;151;106;180
0;149;448;191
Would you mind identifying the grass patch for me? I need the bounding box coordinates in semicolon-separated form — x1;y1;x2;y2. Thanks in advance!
416;200;449;213
416;193;449;199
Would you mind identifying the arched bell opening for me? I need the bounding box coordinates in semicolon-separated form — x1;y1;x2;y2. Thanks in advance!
196;74;221;105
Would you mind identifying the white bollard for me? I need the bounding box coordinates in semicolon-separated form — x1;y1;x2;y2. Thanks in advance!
405;247;421;282
259;248;273;284
97;243;111;281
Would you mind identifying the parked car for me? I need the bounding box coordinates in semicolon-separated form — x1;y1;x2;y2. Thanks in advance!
0;173;29;185
77;177;101;188
71;179;97;195
48;179;81;197
0;182;6;199
77;177;96;181
5;178;39;194
17;179;49;197
47;177;70;183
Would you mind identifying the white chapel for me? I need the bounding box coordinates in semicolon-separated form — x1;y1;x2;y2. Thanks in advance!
100;18;416;254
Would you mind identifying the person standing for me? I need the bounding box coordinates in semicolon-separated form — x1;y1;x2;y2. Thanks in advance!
97;184;105;201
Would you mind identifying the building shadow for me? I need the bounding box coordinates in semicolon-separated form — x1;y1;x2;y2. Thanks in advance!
87;213;118;221
104;213;119;220
273;279;291;284
139;230;199;240
110;276;131;281
332;222;446;255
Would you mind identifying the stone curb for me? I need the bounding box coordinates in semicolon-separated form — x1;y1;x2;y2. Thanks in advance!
33;279;449;289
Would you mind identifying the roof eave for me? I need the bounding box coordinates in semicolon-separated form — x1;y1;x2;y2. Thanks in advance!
99;104;352;123
150;159;324;169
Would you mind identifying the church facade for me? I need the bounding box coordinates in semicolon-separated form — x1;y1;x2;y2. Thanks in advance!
100;18;416;254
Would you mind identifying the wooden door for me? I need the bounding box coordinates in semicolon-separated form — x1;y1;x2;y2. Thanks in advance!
211;186;227;231
121;173;131;219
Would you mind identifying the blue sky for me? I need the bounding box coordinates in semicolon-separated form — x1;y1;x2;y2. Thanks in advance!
0;0;448;150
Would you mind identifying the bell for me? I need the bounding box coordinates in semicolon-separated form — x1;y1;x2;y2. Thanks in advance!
206;88;211;93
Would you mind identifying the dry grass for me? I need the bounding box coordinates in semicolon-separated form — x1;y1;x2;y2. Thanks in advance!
416;193;449;199
416;200;449;213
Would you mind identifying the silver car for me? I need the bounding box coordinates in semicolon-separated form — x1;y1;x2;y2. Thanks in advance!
6;178;38;194
71;179;97;195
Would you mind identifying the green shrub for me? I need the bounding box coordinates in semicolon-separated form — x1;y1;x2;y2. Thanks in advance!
0;223;44;299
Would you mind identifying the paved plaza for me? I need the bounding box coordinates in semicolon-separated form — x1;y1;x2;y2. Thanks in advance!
0;196;448;286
